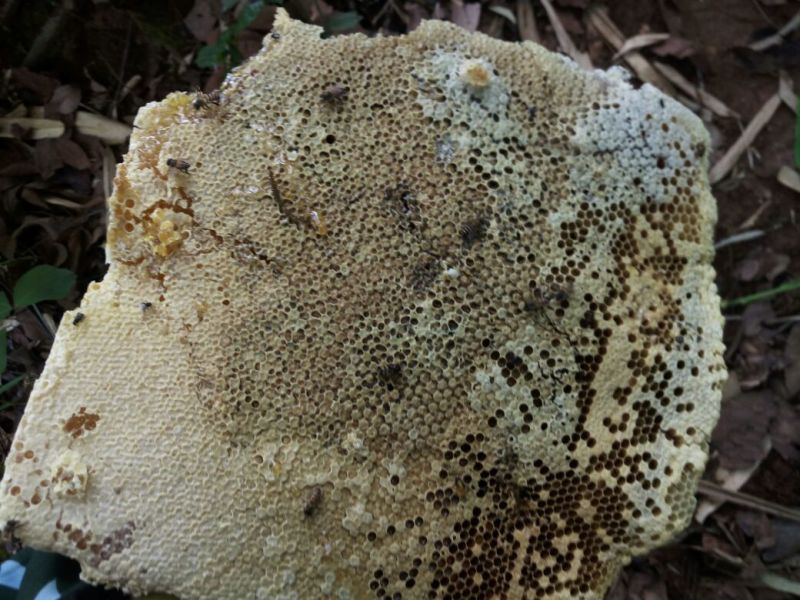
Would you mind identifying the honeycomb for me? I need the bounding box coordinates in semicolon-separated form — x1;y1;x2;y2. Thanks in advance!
0;10;726;599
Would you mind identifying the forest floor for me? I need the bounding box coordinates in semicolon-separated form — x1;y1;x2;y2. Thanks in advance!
1;0;800;598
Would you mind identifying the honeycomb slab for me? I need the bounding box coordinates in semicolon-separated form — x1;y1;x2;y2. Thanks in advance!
0;10;726;599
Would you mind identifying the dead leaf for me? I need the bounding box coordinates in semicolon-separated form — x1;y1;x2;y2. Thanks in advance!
612;33;670;61
33;139;63;180
10;68;59;104
713;391;776;471
735;511;775;551
784;325;800;398
761;519;800;563
53;138;91;171
709;92;781;184
626;570;669;600
184;0;218;42
403;2;427;31
554;0;588;7
0;118;65;141
515;0;540;42
770;399;800;464
74;111;131;145
450;0;481;32
777;165;800;193
701;531;746;568
487;5;516;25
652;36;696;59
734;248;790;283
47;85;81;116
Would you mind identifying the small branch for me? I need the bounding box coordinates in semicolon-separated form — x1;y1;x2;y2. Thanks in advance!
539;0;592;70
709;92;781;184
697;480;800;524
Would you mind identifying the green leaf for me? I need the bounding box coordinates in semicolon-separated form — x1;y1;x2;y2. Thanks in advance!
196;39;230;68
0;291;10;320
230;1;265;35
324;11;361;34
0;331;6;375
0;374;23;397
12;265;76;310
722;277;800;309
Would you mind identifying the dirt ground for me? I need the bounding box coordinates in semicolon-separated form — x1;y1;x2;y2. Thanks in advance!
1;0;800;598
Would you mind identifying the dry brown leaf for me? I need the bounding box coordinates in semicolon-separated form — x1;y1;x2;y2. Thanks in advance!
652;61;737;118
626;571;669;600
0;117;65;140
651;36;695;59
733;248;790;283
487;5;516;25
779;71;797;113
587;6;675;94
770;400;800;464
10;68;59;103
402;2;427;31
785;325;800;399
515;0;540;43
713;391;776;471
184;0;217;42
33;139;63;180
47;84;81;116
74;111;131;145
612;32;670;61
748;11;800;52
54;138;91;171
777;165;800;193
709;92;782;184
540;0;591;69
760;520;800;563
449;0;481;32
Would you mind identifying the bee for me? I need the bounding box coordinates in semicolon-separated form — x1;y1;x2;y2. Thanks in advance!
524;282;572;312
140;302;152;312
378;363;403;387
72;312;85;326
271;31;281;40
303;486;323;517
166;158;191;174
192;89;221;110
320;83;349;107
460;216;489;248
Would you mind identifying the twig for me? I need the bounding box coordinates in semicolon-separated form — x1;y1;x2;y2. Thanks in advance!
653;61;737;118
23;0;73;67
779;71;797;113
539;0;592;70
111;17;134;121
515;0;541;43
709;92;781;184
748;10;800;52
612;32;669;61
697;480;800;524
30;305;55;339
587;5;675;95
714;229;764;249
